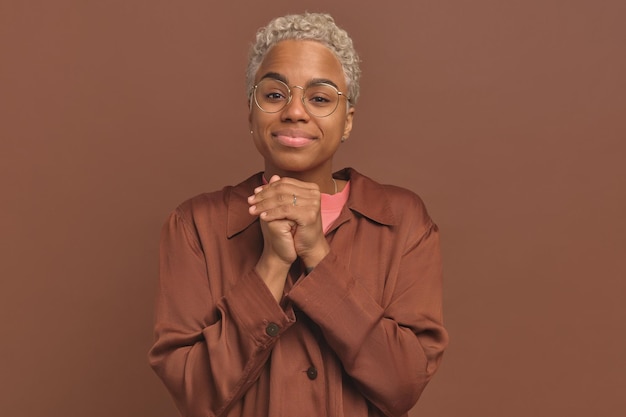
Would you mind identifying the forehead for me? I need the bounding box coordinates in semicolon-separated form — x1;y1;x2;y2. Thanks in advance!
256;40;346;88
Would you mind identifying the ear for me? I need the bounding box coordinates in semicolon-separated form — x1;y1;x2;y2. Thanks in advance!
342;106;355;140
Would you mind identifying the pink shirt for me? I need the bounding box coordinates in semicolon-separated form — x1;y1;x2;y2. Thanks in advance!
321;181;350;233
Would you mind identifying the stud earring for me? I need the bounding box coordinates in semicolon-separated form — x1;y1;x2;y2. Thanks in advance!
341;137;346;143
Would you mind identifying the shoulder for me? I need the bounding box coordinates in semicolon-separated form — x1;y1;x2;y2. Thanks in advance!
378;183;434;236
173;188;229;224
380;182;428;209
341;168;434;229
170;172;263;226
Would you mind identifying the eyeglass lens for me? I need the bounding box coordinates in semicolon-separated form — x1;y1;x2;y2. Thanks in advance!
254;79;340;117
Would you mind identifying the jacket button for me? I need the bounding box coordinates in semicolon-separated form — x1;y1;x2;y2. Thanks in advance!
265;322;280;337
306;366;318;380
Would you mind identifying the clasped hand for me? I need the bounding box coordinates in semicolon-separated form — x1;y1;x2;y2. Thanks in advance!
248;175;330;274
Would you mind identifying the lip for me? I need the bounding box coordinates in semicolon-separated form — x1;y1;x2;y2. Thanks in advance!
272;129;317;148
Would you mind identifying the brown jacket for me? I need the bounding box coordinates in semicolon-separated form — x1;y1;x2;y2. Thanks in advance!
149;168;448;417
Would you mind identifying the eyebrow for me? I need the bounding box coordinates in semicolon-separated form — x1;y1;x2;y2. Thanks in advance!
259;72;341;91
259;72;288;84
309;78;340;90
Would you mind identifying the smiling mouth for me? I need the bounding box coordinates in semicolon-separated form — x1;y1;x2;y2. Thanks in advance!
273;134;316;148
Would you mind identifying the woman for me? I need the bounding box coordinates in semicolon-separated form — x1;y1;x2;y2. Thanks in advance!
149;12;448;417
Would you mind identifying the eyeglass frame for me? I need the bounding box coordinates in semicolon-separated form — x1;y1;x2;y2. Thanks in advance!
251;78;351;118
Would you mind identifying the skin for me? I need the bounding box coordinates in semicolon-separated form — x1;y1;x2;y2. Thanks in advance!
247;39;355;301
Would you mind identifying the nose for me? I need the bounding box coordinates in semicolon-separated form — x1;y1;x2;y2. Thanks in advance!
281;86;310;122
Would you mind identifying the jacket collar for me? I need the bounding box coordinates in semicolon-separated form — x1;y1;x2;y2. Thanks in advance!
226;172;264;238
226;168;396;238
334;167;397;226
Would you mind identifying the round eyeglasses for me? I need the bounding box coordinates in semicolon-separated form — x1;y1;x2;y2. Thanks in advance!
252;78;349;118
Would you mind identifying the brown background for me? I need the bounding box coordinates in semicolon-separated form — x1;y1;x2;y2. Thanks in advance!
1;1;624;416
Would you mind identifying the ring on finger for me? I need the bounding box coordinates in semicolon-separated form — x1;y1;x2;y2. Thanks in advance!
292;194;297;206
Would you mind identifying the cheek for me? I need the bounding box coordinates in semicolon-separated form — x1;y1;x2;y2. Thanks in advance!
322;117;346;137
250;132;270;157
249;111;273;132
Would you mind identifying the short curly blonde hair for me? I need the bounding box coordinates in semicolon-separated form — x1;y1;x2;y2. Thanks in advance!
246;12;361;105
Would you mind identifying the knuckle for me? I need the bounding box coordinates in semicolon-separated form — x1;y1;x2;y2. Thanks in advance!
309;188;321;198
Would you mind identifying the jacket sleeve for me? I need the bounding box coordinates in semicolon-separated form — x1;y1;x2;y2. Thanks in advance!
286;197;448;417
148;208;294;417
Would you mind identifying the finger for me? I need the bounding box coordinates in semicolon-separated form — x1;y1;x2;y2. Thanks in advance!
250;179;318;204
261;217;296;233
248;175;282;205
254;200;294;219
247;178;322;220
255;190;320;211
249;197;294;217
256;200;321;225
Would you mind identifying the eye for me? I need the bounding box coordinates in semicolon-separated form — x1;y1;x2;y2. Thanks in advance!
265;91;287;101
309;95;331;103
306;84;336;107
256;79;290;103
